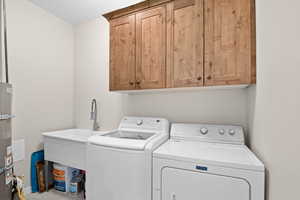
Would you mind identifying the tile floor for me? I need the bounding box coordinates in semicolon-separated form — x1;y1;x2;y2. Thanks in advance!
26;190;76;200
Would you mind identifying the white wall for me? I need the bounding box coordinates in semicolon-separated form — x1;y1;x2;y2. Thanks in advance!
74;18;248;131
7;0;75;187
125;89;248;125
248;1;300;200
74;18;125;131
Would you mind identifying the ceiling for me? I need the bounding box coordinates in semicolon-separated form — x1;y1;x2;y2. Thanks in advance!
29;0;144;24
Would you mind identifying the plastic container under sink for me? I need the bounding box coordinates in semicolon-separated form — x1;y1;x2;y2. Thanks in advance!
53;163;80;193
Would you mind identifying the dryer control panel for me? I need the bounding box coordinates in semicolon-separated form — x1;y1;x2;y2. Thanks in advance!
171;123;245;144
119;117;169;134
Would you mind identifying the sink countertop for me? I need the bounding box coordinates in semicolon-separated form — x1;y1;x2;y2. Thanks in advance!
43;129;94;143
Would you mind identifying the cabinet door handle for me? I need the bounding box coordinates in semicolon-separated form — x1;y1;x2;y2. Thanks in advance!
136;81;141;85
129;81;134;86
207;76;212;80
197;76;202;81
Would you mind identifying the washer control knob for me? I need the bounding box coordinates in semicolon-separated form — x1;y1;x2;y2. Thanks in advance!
229;129;236;136
219;129;225;135
200;128;208;135
137;120;143;126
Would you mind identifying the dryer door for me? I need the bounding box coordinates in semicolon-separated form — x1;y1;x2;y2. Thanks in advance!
162;167;250;200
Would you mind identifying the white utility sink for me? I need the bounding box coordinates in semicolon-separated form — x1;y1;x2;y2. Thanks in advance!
43;129;94;170
43;129;93;143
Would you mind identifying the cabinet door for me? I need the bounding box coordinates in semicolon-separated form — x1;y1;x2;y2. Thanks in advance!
110;15;136;91
167;0;204;88
136;6;166;89
205;0;253;86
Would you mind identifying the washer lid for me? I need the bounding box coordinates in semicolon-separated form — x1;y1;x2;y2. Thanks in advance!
153;140;264;172
88;131;157;150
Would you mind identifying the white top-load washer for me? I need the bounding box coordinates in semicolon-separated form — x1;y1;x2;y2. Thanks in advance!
153;123;265;200
86;116;169;200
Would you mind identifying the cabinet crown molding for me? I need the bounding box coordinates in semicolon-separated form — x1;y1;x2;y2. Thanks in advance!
103;0;172;20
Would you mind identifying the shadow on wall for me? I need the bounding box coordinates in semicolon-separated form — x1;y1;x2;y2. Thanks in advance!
247;85;268;200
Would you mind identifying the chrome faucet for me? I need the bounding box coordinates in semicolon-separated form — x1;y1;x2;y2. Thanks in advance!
90;99;99;131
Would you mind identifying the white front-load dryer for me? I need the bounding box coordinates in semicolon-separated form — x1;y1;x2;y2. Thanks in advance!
153;123;265;200
86;116;169;200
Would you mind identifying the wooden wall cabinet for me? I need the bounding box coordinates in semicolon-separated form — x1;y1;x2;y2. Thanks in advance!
204;0;256;86
166;0;204;88
109;15;136;90
136;6;167;89
108;5;167;91
104;0;256;91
